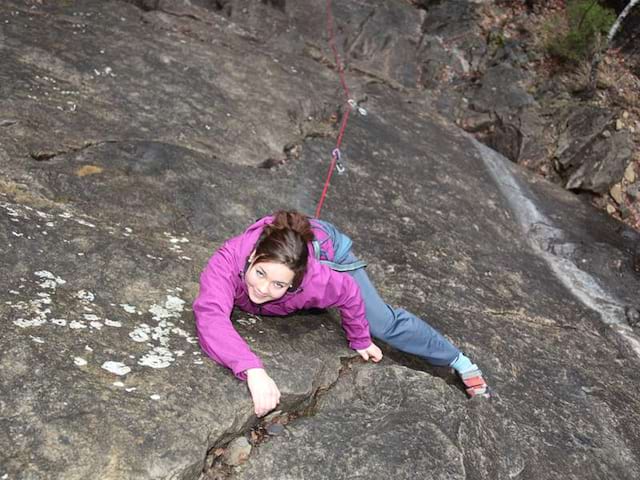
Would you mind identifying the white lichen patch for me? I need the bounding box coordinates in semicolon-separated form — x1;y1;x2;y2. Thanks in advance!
51;318;67;326
74;357;88;366
127;294;196;370
89;321;103;330
138;346;174;369
85;345;93;352
69;320;87;329
104;319;122;328
11;293;52;328
76;290;95;302
113;381;124;387
83;313;99;321
34;271;66;290
120;304;137;314
164;232;189;244
129;324;150;342
149;295;185;321
237;317;257;326
36;293;52;303
101;361;131;376
164;232;190;254
30;335;45;344
74;218;96;228
125;387;137;392
150;394;161;400
4;206;19;217
13;317;46;328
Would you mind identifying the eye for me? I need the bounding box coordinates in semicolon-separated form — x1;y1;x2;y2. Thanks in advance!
255;269;265;278
273;282;286;289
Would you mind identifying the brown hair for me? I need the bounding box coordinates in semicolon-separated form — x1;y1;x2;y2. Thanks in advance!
252;210;314;289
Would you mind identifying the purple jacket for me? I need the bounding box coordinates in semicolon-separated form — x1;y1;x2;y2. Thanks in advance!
193;216;372;380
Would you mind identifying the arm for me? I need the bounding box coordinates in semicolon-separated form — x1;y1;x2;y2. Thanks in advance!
322;269;382;361
193;240;264;380
194;241;281;416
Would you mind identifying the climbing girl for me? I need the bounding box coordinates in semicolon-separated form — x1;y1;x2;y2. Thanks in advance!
194;210;490;417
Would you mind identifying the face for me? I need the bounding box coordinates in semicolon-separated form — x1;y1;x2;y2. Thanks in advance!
245;259;295;304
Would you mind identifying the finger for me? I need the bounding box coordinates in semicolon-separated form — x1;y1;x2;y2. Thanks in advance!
360;351;369;361
255;397;269;417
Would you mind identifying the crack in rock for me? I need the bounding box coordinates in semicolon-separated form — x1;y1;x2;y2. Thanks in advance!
202;357;359;479
29;140;119;162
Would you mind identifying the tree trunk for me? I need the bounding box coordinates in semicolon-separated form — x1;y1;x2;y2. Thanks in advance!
588;0;640;94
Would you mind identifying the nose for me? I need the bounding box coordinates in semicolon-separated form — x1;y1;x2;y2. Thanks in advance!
255;278;270;296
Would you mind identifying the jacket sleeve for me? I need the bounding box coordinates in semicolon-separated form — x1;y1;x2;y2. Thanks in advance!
320;268;372;350
193;240;263;381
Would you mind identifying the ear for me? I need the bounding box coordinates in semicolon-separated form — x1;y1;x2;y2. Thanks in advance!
243;250;256;276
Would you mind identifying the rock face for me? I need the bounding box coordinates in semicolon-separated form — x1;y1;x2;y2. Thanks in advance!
1;1;640;479
413;0;638;201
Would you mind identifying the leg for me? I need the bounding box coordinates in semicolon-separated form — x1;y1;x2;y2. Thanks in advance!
345;255;460;367
341;252;491;398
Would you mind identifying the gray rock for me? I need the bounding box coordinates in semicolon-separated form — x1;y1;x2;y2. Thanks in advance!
265;423;285;436
564;131;634;193
627;183;640;200
487;108;550;169
626;306;640;327
1;1;640;479
551;105;633;194
223;437;252;466
468;64;537;114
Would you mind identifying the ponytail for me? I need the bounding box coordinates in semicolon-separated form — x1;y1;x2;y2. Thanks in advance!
252;211;314;288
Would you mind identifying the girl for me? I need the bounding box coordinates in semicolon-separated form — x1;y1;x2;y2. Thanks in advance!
194;211;490;417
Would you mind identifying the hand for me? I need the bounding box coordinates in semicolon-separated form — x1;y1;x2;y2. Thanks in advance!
246;368;281;417
356;342;383;363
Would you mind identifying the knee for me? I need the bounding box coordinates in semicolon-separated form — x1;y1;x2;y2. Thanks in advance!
367;305;402;338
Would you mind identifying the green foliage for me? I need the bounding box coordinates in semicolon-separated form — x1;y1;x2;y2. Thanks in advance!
545;0;616;63
487;30;506;50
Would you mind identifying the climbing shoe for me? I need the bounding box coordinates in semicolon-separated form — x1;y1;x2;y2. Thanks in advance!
459;366;491;399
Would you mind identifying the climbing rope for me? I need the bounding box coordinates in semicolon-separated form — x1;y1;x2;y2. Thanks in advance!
315;0;353;219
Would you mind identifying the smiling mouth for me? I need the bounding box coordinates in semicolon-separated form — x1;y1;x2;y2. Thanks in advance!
252;288;269;299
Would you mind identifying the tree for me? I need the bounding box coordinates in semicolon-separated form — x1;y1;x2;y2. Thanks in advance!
588;0;640;94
